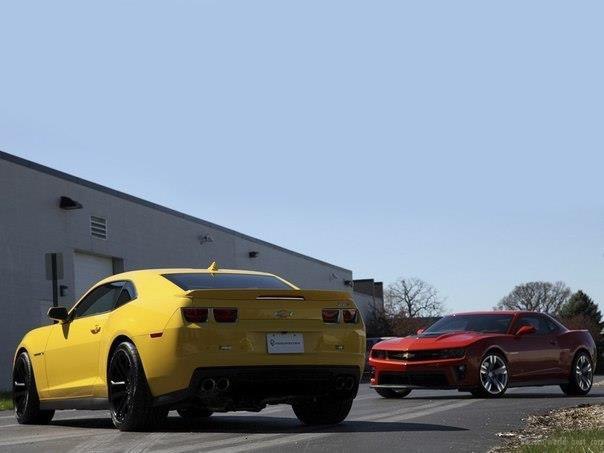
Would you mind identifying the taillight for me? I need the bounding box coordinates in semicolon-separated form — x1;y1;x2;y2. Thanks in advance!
182;307;209;323
342;309;358;323
213;308;238;323
322;309;340;323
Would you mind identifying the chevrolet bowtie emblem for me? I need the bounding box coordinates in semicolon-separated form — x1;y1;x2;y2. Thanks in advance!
273;310;294;319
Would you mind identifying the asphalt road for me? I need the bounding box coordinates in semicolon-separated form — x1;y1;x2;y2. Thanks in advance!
1;382;603;453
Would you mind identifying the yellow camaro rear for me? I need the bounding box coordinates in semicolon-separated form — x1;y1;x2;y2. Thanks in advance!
12;264;365;431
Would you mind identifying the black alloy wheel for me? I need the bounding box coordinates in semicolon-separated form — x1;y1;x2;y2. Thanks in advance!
108;342;168;431
12;352;54;424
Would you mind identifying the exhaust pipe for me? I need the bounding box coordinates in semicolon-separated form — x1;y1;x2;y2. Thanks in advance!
216;377;230;392
200;378;216;393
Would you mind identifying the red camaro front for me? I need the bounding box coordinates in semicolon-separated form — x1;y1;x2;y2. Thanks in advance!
369;311;597;398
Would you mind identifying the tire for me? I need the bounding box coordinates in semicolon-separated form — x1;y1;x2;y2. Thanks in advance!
560;351;593;396
374;388;412;399
177;407;213;420
108;342;168;431
292;397;353;425
12;351;55;425
474;352;509;398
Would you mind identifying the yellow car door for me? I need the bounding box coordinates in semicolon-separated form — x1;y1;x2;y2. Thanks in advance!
44;282;125;399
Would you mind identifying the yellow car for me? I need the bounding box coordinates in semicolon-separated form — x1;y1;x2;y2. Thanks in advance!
13;264;365;431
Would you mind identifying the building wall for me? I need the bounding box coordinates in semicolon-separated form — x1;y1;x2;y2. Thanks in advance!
0;154;352;388
353;279;385;323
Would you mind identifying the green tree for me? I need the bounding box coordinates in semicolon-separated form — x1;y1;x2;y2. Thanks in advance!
559;290;602;323
558;290;602;339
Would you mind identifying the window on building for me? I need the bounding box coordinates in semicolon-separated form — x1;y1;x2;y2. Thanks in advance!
90;216;107;239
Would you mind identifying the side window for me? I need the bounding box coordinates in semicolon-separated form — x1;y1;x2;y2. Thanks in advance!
74;282;124;319
542;315;560;333
516;315;556;335
114;281;137;309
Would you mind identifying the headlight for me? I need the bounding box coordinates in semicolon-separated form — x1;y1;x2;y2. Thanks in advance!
371;349;386;359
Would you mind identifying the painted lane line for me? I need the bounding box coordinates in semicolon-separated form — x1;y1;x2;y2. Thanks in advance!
0;414;109;429
155;401;457;453
67;432;122;453
204;399;478;453
0;430;103;447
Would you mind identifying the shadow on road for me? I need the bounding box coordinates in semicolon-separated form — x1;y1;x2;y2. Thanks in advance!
50;416;468;434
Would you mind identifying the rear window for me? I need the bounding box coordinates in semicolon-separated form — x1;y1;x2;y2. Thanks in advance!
162;273;293;290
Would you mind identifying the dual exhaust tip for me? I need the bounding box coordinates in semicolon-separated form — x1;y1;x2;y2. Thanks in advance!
200;377;230;393
335;375;355;391
201;375;354;393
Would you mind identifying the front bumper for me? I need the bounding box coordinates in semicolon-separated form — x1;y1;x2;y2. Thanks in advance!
369;357;472;389
154;365;361;411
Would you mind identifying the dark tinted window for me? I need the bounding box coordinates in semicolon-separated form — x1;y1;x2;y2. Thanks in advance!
515;315;558;335
74;282;124;318
163;273;293;290
115;281;137;309
423;314;514;335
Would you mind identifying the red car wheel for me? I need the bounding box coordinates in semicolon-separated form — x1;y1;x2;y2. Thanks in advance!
475;353;509;398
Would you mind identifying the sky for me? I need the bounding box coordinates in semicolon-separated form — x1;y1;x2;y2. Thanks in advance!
1;1;603;313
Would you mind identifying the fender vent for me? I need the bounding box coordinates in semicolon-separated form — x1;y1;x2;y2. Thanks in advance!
90;216;107;240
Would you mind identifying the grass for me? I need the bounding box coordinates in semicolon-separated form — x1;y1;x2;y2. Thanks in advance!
0;391;13;411
518;429;604;453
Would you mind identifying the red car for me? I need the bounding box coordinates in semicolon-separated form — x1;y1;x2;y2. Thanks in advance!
369;311;597;398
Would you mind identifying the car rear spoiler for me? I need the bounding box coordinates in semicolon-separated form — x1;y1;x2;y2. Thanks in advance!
183;288;353;301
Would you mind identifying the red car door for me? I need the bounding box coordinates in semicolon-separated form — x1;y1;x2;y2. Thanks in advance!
508;314;561;381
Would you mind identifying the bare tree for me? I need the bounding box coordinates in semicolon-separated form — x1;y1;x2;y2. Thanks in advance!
365;301;393;337
496;281;571;313
384;277;444;318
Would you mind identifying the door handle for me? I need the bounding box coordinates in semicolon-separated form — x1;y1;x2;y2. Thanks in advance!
90;325;101;334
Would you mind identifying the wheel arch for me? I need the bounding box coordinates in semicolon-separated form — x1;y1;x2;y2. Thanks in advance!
571;347;592;364
106;335;136;376
482;346;509;363
14;346;28;361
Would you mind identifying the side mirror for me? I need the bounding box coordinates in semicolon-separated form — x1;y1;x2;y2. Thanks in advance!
515;325;536;336
417;327;425;335
48;306;69;322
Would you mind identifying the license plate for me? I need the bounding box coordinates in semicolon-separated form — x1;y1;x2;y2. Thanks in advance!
266;333;304;354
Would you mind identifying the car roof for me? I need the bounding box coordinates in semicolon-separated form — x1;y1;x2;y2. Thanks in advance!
447;311;541;316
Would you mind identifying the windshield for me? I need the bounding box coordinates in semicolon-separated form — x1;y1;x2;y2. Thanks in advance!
162;273;294;290
422;314;514;335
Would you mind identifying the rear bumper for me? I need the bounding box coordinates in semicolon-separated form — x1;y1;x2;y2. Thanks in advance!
154;365;361;410
369;357;475;389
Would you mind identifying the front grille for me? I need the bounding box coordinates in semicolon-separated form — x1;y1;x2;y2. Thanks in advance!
386;350;445;361
374;349;465;361
379;372;449;387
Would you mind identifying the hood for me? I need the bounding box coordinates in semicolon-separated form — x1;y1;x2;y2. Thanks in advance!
373;331;498;351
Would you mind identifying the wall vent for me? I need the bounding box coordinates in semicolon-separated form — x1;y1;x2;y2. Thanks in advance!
90;216;107;239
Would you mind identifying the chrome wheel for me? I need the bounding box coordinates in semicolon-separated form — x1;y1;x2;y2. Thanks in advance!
109;349;133;423
575;354;593;392
480;354;508;395
12;355;29;417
